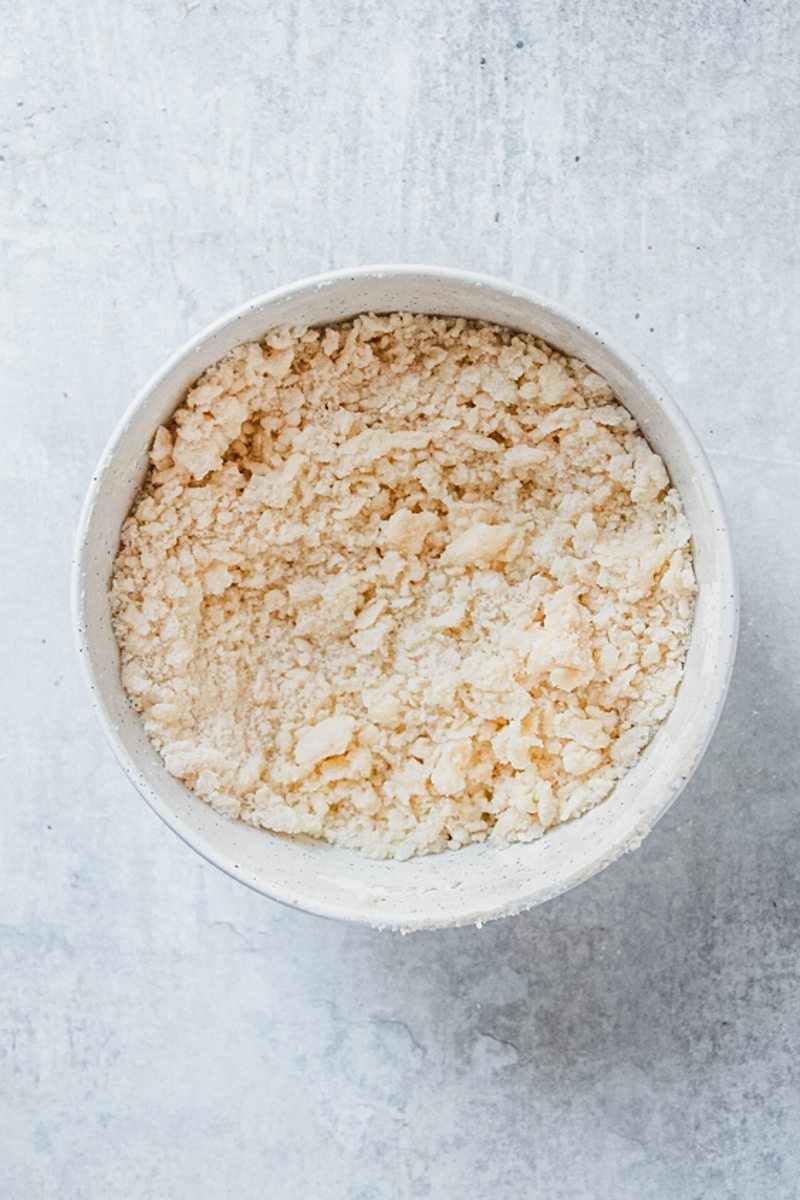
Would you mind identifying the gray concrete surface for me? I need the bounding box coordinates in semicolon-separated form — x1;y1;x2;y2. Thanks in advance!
2;1;799;1196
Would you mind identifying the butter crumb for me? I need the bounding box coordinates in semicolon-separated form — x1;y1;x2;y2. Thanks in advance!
111;313;695;859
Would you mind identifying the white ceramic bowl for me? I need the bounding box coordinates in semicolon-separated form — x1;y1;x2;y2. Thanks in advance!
72;266;738;930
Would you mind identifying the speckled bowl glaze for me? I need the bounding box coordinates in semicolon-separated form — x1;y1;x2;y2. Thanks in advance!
72;266;738;930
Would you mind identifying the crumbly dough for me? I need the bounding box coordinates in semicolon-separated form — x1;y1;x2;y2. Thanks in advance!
111;314;696;859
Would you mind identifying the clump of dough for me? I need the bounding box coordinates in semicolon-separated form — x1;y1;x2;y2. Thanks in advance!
111;314;695;859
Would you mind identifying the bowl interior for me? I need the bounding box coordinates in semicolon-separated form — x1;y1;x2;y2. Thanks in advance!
74;269;737;929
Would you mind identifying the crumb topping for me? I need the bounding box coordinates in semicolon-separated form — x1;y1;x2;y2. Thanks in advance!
111;313;695;858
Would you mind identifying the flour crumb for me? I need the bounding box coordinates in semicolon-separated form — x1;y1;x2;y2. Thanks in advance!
111;313;696;858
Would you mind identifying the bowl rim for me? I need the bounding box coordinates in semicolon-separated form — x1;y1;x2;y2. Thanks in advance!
71;263;739;928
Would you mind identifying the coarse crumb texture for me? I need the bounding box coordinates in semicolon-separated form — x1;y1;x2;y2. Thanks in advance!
111;314;696;859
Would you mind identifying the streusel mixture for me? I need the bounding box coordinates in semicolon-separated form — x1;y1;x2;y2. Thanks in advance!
111;314;695;858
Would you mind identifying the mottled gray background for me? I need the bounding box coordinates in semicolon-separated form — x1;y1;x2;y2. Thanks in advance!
3;1;799;1196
